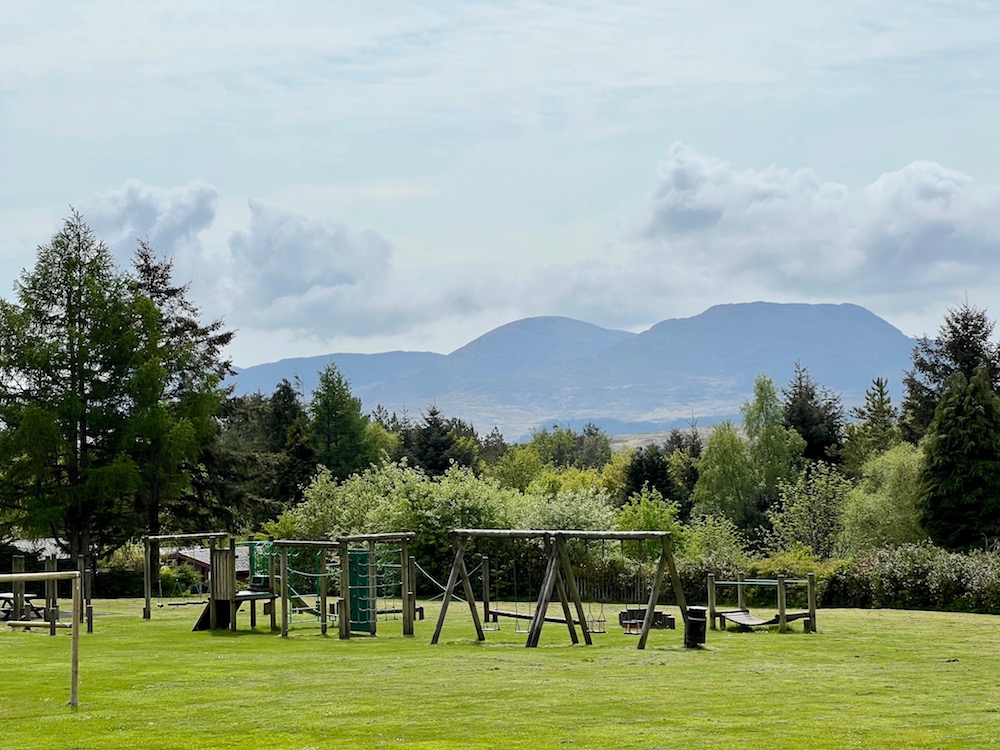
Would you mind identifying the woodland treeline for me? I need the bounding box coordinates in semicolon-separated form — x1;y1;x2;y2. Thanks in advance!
3;214;1000;610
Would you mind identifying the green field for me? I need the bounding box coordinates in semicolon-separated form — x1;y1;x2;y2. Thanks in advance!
1;600;997;749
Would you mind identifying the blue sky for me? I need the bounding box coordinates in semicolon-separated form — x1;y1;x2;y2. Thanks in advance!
3;2;1000;366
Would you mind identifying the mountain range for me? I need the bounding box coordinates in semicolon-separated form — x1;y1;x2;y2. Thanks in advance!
230;302;918;440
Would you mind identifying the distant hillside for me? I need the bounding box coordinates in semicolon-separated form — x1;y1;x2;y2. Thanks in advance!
230;302;916;439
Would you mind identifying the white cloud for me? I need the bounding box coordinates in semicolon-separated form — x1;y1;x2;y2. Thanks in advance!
84;179;218;270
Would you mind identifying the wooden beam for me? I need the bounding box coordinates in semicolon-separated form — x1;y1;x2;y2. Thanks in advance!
431;533;470;644
555;535;592;646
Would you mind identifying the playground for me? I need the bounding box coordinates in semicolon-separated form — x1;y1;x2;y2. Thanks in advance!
1;597;998;749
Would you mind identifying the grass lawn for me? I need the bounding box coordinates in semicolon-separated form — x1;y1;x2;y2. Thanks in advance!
1;599;998;749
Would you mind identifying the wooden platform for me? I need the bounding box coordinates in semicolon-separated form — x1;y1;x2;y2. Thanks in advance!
716;608;811;629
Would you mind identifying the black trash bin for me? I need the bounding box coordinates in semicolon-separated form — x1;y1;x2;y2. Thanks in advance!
684;606;707;648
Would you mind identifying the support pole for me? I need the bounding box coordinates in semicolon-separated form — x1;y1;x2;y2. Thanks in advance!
70;574;81;707
208;538;218;631
663;535;688;628
339;540;350;640
319;548;328;635
526;540;560;648
481;554;491;625
401;538;412;636
637;540;670;650
555;535;592;646
45;557;58;636
431;534;470;644
368;539;377;636
12;555;24;620
280;544;289;637
807;572;817;633
707;573;717;630
143;539;153;620
268;536;277;631
229;537;238;632
778;575;787;634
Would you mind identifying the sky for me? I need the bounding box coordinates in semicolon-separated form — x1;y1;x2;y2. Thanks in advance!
2;2;1000;367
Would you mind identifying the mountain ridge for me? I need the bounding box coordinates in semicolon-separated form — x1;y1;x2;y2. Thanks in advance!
230;302;916;439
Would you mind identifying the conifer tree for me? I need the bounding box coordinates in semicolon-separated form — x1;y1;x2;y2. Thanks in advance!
920;366;1000;549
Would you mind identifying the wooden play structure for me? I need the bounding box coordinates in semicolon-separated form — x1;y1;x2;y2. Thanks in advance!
707;573;817;632
1;569;83;705
432;529;688;650
143;532;278;631
274;532;418;639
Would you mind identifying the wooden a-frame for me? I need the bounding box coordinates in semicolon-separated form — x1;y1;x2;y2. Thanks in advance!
431;529;688;650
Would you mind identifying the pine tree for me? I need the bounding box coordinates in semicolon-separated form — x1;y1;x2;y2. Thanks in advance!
920;366;1000;549
782;363;844;463
902;303;1000;442
308;363;376;480
842;377;901;476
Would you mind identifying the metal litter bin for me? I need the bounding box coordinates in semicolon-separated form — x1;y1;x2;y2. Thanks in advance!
684;606;707;648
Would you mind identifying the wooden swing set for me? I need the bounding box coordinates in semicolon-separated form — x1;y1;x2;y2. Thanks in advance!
432;529;688;650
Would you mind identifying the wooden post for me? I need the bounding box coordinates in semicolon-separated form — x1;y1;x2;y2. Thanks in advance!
707;573;717;630
339;540;350;640
319;548;328;636
45;557;58;636
663;535;688;629
555;535;592;646
208;538;218;631
777;575;787;634
807;572;817;633
229;537;238;632
526;541;560;648
143;538;153;619
280;544;289;637
481;554;491;625
737;572;746;611
400;538;412;636
70;573;81;706
637;540;670;650
456;538;485;641
431;533;469;644
12;555;24;620
408;555;417;628
268;536;277;631
367;539;377;636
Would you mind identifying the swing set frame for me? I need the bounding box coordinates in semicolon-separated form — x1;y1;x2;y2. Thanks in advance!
432;529;688;650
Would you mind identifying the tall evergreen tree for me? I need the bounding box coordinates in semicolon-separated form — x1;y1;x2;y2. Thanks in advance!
410;405;455;476
782;363;844;463
308;363;376;480
902;303;1000;442
127;242;233;547
0;212;151;560
920;366;1000;550
842;377;901;477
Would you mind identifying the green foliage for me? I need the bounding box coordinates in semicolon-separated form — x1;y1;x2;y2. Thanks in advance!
267;461;524;580
839;443;925;556
0;212;155;558
309;363;379;480
823;542;1000;614
159;562;201;592
522;487;615;532
489;445;543;492
691;421;758;528
527;422;612;469
614;486;681;562
767;462;852;559
902;302;1000;442
841;377;902;477
782;362;845;462
920;366;1000;550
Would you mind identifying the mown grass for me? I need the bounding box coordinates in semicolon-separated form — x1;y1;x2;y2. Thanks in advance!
1;599;998;749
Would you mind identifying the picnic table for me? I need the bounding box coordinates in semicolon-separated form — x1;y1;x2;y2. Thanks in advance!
1;592;46;621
